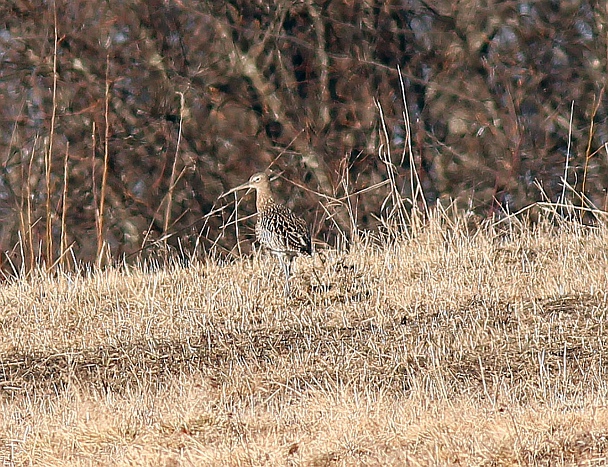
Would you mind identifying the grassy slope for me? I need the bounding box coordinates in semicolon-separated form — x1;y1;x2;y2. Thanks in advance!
1;215;608;465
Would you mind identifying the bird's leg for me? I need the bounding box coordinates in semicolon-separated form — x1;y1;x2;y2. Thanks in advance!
281;255;292;297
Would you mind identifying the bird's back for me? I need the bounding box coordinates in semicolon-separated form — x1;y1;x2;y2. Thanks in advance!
256;204;312;257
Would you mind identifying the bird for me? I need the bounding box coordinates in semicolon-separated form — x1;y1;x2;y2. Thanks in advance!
224;172;312;296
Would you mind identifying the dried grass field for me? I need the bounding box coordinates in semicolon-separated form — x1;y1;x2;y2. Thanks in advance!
2;213;608;465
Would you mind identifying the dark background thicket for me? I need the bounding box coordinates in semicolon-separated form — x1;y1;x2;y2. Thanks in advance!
0;0;606;268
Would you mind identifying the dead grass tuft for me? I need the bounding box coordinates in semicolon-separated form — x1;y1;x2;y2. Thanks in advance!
2;214;608;465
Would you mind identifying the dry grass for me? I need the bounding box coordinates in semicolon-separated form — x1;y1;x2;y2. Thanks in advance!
2;213;608;465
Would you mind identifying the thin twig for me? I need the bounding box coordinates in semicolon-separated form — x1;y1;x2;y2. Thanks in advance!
26;136;38;272
398;65;428;216
60;142;69;270
581;87;604;201
376;99;408;233
97;53;111;268
559;100;574;215
46;0;59;268
232;193;242;256
306;0;330;128
339;155;359;243
163;91;185;244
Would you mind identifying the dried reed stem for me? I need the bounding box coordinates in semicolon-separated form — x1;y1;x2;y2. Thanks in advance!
163;92;185;244
559;100;575;215
306;0;330;128
26;137;36;272
60;142;69;270
398;65;427;217
376;99;408;233
46;1;59;268
581;87;604;201
97;54;111;267
91;120;97;209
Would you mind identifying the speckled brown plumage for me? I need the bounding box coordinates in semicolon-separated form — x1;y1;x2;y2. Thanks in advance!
226;172;311;296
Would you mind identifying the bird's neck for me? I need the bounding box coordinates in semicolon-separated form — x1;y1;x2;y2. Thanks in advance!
256;189;275;212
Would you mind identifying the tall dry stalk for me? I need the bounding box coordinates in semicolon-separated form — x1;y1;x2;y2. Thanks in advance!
46;1;59;268
398;65;427;220
26;138;36;272
306;0;330;128
91;120;97;220
19;136;38;273
97;54;111;268
232;192;242;257
558;100;575;216
581;87;604;201
18;151;26;273
338;156;359;244
60;142;69;270
376;99;408;234
7;98;27;272
163;92;185;245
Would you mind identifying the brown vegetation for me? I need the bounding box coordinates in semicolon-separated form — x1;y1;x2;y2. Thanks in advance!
1;212;608;465
1;3;608;464
0;0;606;268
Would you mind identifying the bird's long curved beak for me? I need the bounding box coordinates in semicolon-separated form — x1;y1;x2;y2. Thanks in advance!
221;182;253;198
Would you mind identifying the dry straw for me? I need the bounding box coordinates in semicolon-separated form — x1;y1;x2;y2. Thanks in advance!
3;60;608;464
2;207;608;465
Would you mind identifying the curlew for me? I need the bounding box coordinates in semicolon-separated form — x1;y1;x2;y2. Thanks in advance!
225;172;312;296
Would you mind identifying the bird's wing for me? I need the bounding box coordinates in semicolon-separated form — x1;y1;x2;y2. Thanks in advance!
258;205;311;255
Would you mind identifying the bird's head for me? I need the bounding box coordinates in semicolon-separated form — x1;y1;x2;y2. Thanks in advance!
222;172;272;197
